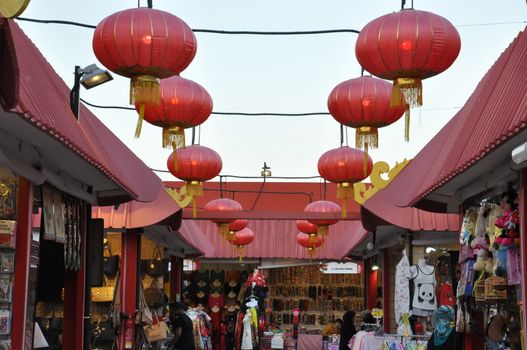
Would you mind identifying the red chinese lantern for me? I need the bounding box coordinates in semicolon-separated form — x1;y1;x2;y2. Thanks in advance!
297;232;324;259
232;228;255;262
304;200;341;236
167;145;222;217
355;9;460;140
135;75;213;148
204;198;243;236
93;8;197;136
328;76;405;154
297;220;319;243
318;146;373;217
227;219;248;243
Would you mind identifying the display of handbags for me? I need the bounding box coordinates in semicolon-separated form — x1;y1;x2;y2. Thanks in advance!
103;244;120;278
143;278;164;308
142;245;169;277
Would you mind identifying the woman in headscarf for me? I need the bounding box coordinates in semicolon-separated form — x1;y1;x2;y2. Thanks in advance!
428;305;457;350
339;311;357;350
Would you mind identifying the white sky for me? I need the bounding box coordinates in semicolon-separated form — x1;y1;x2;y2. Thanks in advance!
16;0;527;181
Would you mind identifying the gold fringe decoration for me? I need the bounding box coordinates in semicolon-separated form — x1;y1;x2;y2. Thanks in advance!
318;225;329;237
391;78;422;108
171;147;178;172
356;127;377;176
227;231;237;243
309;233;317;244
307;247;315;261
404;107;411;142
163;127;186;149
217;223;229;236
337;182;354;218
237;246;244;262
135;103;145;138
186;181;203;219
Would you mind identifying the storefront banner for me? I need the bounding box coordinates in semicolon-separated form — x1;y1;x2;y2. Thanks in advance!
319;262;361;274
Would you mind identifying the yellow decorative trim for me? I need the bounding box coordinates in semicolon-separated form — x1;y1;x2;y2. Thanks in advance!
353;159;411;205
165;186;193;208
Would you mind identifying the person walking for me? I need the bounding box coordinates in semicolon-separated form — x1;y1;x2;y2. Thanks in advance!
168;302;196;350
339;311;357;350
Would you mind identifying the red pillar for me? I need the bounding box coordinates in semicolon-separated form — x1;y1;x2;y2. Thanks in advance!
118;230;139;350
170;256;183;302
520;169;527;346
367;267;378;310
11;177;33;350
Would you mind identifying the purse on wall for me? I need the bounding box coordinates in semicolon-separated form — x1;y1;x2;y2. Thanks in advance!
103;244;120;278
143;278;164;308
142;245;168;277
92;276;115;303
144;314;168;343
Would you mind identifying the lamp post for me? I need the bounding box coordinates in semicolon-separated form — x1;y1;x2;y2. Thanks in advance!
260;162;272;178
69;64;113;120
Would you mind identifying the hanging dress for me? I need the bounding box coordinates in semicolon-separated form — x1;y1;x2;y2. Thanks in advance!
395;253;411;335
241;312;253;350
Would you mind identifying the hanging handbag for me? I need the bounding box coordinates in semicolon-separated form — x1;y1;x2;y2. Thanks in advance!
142;245;169;277
136;283;153;325
143;278;164;308
103;244;120;278
91;315;117;343
143;314;168;343
92;276;115;303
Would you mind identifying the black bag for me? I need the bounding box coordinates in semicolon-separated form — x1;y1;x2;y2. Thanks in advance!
142;245;168;277
91;318;117;343
103;245;120;278
143;278;164;308
36;303;63;349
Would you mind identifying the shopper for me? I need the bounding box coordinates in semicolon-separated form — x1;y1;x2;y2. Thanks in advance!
169;302;196;350
339;311;357;350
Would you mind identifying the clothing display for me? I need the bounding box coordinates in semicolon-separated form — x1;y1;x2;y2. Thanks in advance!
395;251;411;334
245;269;266;288
408;260;437;316
241;311;253;350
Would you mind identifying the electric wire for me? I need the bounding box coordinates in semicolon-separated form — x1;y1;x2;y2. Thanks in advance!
153;168;321;180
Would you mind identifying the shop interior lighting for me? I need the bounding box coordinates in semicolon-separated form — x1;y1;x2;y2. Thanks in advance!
425;246;437;254
371;256;379;271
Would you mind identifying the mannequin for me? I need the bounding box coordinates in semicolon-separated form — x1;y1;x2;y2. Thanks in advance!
408;258;437;317
245;268;266;287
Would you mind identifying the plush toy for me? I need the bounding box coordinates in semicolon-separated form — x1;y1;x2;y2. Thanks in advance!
493;190;520;277
460;208;478;246
471;204;491;271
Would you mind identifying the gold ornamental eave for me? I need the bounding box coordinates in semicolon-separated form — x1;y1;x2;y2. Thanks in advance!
0;0;31;19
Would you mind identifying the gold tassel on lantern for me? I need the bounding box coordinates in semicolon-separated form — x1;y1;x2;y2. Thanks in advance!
337;182;354;218
404;107;411;142
318;225;329;237
186;181;203;218
171;148;179;172
217;223;229;236
227;231;237;243
309;233;317;244
163;126;186;149
237;246;244;262
131;75;160;138
307;247;315;261
391;78;422;108
356;127;377;176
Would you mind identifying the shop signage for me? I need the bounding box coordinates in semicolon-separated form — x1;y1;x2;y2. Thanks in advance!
319;262;361;274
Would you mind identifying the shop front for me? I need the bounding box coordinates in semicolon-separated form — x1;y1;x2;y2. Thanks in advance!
0;19;161;350
368;25;527;350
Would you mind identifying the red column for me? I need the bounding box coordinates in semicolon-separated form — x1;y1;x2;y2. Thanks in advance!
11;177;33;350
170;256;183;302
118;230;139;350
367;267;378;310
520;169;527;345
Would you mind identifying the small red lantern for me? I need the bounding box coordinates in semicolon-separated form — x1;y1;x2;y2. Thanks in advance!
297;232;324;259
232;228;255;262
227;219;248;243
204;198;243;236
355;9;460;140
136;75;213;147
328;76;405;152
167;145;222;217
318;146;373;217
304;200;341;236
93;8;197;136
297;220;319;243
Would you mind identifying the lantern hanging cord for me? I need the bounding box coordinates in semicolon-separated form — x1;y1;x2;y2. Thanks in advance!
17;16;526;31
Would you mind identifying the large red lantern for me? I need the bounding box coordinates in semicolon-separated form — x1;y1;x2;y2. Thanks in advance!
355;9;460;140
167;145;222;217
297;232;324;259
93;8;197;136
204;198;243;236
135;75;213;147
318;146;372;217
227;219;248;243
232;228;255;262
328;76;405;152
304;200;341;236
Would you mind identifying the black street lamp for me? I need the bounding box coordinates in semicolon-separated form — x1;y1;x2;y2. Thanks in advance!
69;64;113;120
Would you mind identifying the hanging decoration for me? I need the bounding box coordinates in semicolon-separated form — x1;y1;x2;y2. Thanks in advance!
318;146;373;217
204;198;243;237
355;8;460;140
297;232;324;259
231;228;255;262
167;145;222;217
296;220;319;244
328;76;405;156
227;219;248;243
135;75;213;149
93;7;197;136
304;200;341;236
